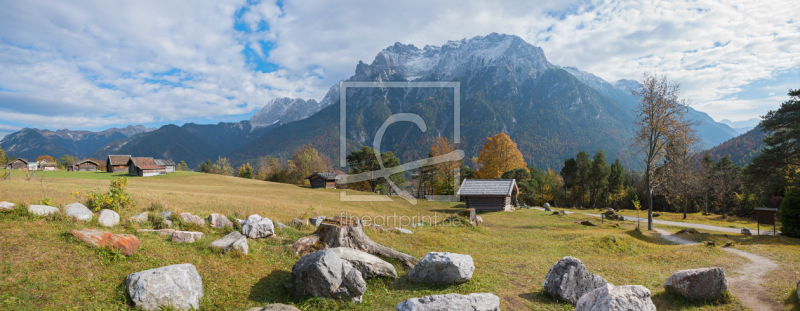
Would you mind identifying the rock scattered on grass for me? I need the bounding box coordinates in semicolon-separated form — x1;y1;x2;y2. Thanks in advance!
395;293;500;311
179;212;205;226
241;214;275;239
64;203;93;221
207;213;233;228
159;210;172;219
408;252;474;285
676;229;700;234
246;304;302;311
741;228;752;235
137;229;175;236
706;241;716;246
578;220;597;226
98;209;120;227
125;263;203;311
287;249;366;303
28;205;59;216
209;231;248;255
128;212;148;223
0;201;16;210
542;256;610;305
70;228;140;256
309;216;326;227
663;267;727;300
276;222;287;229
575;284;656;311
172;231;205;243
394;227;413;234
290;218;306;228
329;247;398;279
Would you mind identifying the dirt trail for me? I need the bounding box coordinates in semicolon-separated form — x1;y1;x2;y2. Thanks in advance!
654;228;782;311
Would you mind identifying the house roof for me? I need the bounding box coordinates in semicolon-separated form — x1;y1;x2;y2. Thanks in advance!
457;179;519;196
138;165;165;170
129;157;159;168
154;159;175;166
107;155;131;166
9;158;28;165
306;172;340;180
75;159;99;166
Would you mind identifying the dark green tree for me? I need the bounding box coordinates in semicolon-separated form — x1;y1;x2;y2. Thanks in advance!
560;158;580;207
779;187;800;238
589;150;611;208
607;159;625;207
746;87;800;193
346;146;405;193
576;151;592;207
502;168;537;205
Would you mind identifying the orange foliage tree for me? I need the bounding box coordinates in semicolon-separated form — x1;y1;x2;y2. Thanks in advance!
475;133;527;179
36;155;55;163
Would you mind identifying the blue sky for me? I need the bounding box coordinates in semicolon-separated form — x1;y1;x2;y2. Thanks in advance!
0;0;798;138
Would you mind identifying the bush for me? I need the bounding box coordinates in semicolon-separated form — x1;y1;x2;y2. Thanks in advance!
73;178;134;212
779;187;800;238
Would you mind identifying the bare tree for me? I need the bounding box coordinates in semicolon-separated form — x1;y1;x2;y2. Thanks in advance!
657;138;700;219
631;73;698;230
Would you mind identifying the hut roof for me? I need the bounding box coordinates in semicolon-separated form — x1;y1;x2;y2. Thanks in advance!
457;179;518;196
9;158;28;165
130;157;159;168
137;165;164;170
154;159;175;166
306;172;340;181
107;155;131;165
75;159;99;166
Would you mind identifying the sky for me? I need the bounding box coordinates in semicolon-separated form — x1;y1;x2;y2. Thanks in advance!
0;0;798;139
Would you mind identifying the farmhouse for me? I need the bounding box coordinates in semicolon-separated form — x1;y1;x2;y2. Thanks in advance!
154;159;176;173
306;172;340;189
73;159;99;172
106;155;131;173
127;157;166;177
457;179;519;212
5;159;29;170
40;163;57;171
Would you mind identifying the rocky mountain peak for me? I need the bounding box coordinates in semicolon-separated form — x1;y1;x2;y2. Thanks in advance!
249;97;323;129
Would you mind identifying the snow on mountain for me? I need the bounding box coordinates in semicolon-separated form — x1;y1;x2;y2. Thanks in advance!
612;79;641;94
249;97;324;129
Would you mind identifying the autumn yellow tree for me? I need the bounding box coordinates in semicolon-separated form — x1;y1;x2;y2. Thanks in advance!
430;137;461;194
292;144;330;185
36;155;55;163
475;133;527;179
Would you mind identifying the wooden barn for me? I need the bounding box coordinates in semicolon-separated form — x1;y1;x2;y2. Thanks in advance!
154;159;176;173
73;159;99;172
127;157;165;177
106;155;131;173
306;172;340;189
5;159;28;170
457;179;519;212
40;163;57;171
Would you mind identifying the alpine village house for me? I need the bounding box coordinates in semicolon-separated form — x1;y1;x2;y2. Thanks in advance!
106;155;132;173
306;172;340;189
457;179;520;212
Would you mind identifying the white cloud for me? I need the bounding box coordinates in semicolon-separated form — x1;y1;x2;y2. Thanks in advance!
0;0;798;131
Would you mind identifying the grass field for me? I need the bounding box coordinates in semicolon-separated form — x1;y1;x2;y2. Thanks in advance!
555;206;779;231
1;170;798;310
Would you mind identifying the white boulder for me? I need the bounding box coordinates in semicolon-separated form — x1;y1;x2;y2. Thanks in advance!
98;209;120;227
64;203;93;221
395;293;500;311
576;284;656;311
542;256;609;305
288;249;366;303
209;231;248;255
0;201;15;210
329;247;398;279
125;263;203;310
408;252;474;285
28;205;59;216
172;231;205;243
663;267;727;300
241;214;275;239
207;213;233;228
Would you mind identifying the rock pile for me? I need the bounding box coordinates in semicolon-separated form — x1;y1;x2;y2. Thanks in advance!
395;293;500;311
408;252;474;285
663;267;727;300
125;263;203;311
542;256;609;305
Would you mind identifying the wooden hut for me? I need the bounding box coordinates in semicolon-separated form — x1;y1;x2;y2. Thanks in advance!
306;172;340;189
127;157;165;177
40;163;57;171
457;179;519;212
106;155;131;173
5;159;28;170
73;159;99;172
154;159;176;173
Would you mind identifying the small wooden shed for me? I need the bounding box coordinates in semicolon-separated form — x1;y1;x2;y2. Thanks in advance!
73;159;99;172
106;155;131;173
154;159;176;173
5;158;28;170
306;172;340;189
40;163;57;171
127;157;165;177
457;179;519;212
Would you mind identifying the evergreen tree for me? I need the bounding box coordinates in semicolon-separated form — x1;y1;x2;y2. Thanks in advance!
576;151;592;207
560;158;579;207
346;146;405;193
589;150;610;209
779;187;800;238
607;159;624;207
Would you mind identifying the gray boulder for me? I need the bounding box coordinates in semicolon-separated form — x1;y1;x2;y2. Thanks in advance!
288;249;366;303
395;293;500;311
128;212;149;223
125;263;203;311
309;216;326;227
276;222;287;229
179;213;205;226
28;204;59;216
663;267;727;300
209;231;248;255
544;203;551;209
98;209;120;227
172;231;205;243
329;247;398;279
0;201;16;210
241;214;275;239
408;252;474;285
394;227;413;234
159;210;173;219
542;256;609;305
64;203;93;221
137;229;175;236
741;228;752;235
207;213;233;228
575;284;656;311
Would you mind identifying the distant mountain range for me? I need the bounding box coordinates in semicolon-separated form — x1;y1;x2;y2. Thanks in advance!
1;33;753;170
0;125;154;161
719;118;761;134
702;127;767;166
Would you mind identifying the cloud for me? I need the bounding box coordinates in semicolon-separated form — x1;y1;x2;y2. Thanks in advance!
0;0;797;132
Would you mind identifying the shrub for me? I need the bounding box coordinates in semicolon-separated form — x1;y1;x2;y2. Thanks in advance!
72;178;134;212
779;187;800;238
